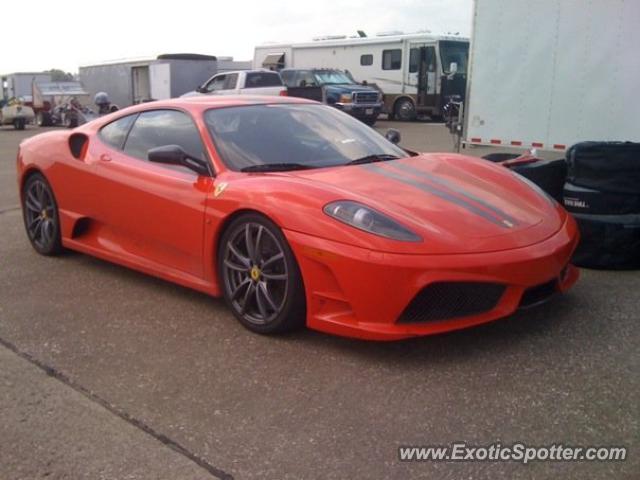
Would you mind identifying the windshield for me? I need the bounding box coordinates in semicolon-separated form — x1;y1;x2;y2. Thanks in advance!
313;70;355;85
439;40;469;74
204;104;406;171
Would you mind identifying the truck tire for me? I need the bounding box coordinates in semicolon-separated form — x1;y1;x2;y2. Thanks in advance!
566;141;640;195
510;158;567;201
572;213;640;270
563;182;640;215
394;98;416;122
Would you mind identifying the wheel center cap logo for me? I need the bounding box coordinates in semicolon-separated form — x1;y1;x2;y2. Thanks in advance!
250;266;261;281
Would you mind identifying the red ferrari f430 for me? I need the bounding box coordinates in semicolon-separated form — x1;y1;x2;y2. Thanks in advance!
17;96;579;340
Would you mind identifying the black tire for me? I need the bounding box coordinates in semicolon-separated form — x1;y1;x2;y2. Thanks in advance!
482;153;521;163
572;213;640;270
22;173;63;256
394;98;416;122
563;182;640;215
510;158;567;201
362;115;377;126
38;111;52;127
566;141;640;195
218;213;306;334
13;118;26;130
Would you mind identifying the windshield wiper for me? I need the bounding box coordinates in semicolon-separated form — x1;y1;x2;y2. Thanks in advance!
240;163;315;172
345;154;400;166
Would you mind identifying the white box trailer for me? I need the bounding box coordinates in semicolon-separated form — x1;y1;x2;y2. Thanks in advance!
463;0;640;153
254;33;470;120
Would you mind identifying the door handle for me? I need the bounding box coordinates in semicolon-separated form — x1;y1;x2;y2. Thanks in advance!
99;153;112;162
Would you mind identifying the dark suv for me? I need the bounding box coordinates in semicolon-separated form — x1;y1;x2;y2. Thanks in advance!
280;69;382;125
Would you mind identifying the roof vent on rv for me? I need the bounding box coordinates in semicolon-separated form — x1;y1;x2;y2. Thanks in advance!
312;35;348;41
376;31;404;37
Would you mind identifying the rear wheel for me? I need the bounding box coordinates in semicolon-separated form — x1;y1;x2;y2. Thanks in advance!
218;214;306;334
394;98;416;122
22;173;63;255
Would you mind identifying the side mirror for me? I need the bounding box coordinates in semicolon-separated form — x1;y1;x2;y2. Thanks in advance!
148;145;210;176
449;62;458;75
385;128;401;145
196;85;205;93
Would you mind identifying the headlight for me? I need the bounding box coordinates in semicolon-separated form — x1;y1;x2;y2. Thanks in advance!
324;201;421;242
339;93;352;103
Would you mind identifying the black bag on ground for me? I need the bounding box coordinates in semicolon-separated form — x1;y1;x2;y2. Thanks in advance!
563;182;640;215
566;142;640;194
511;158;567;201
572;213;640;269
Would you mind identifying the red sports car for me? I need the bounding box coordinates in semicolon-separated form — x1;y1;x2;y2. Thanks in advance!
17;96;579;340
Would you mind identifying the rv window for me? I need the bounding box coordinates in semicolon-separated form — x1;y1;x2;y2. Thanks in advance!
409;48;420;73
382;49;402;70
360;54;373;66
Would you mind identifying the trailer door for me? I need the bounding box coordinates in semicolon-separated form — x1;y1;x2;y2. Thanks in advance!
132;66;151;104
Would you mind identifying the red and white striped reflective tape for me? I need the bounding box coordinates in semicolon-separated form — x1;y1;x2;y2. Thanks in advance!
469;138;566;150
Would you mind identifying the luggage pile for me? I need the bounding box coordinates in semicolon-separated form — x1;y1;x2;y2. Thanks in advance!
483;142;640;269
563;142;640;269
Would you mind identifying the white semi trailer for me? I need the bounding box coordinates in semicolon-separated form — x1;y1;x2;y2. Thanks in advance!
463;0;640;153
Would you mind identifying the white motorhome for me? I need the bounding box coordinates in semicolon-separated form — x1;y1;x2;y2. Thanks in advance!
463;0;640;152
254;33;469;120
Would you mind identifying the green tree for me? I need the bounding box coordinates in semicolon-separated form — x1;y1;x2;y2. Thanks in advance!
46;69;74;82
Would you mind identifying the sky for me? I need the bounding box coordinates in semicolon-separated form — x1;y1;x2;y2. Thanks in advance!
3;0;472;74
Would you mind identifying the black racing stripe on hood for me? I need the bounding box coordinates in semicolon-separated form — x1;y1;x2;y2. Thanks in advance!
388;162;519;226
361;163;513;229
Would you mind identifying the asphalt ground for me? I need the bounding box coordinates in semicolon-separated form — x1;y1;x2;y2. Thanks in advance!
0;122;638;479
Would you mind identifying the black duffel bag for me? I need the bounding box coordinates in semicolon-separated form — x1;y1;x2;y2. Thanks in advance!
566;141;640;194
511;158;567;202
572;213;640;269
563;182;640;215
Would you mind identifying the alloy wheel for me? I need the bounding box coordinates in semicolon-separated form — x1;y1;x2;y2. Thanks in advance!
222;222;289;325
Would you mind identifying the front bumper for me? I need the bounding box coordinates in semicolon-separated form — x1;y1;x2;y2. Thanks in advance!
333;103;382;118
284;217;580;340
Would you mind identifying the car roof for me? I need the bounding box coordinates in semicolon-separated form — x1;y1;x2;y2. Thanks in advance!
116;95;318;115
215;69;281;76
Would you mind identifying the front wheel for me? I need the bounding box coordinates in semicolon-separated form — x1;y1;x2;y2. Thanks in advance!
218;214;306;334
394;98;416;122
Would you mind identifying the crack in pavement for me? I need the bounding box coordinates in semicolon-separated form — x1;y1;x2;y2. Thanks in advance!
0;336;234;480
0;206;21;214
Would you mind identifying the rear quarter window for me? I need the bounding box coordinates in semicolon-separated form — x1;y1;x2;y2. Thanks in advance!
244;72;283;88
99;114;136;149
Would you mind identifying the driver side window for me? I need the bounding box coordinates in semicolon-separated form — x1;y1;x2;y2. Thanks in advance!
123;110;206;169
295;71;316;87
205;74;226;93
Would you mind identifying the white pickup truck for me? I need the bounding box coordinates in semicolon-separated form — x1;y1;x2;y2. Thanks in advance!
182;70;286;97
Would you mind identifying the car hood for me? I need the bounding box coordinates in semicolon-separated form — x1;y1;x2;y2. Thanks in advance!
285;154;566;254
324;84;378;94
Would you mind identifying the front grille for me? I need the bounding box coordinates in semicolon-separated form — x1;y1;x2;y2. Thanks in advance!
519;279;558;309
397;282;506;324
354;91;379;104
